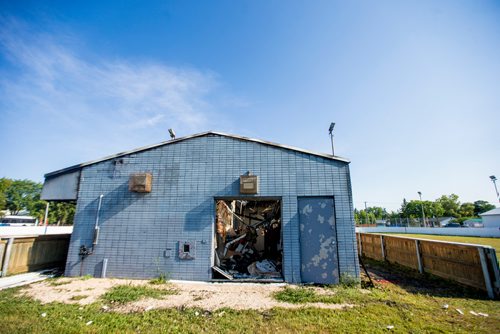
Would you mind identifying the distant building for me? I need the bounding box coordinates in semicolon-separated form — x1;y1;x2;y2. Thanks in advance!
479;208;500;228
462;218;483;228
0;215;38;226
437;217;454;227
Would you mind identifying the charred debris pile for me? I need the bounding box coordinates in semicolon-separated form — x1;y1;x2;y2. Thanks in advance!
213;199;282;281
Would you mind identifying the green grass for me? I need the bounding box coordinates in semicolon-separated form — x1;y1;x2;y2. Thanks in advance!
274;287;318;303
46;278;71;287
149;274;169;285
0;265;498;333
274;286;363;304
101;284;177;304
70;295;88;301
382;233;500;258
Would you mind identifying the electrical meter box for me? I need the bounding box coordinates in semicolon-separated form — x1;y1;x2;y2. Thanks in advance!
129;173;152;193
240;175;259;194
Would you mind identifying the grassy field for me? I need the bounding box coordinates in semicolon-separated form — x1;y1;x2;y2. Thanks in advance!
0;261;498;333
101;284;178;304
381;234;500;258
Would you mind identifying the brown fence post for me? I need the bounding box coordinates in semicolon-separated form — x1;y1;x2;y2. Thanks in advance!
1;237;15;277
484;248;500;297
358;233;363;257
415;240;423;273
0;240;6;274
478;247;494;299
380;235;385;261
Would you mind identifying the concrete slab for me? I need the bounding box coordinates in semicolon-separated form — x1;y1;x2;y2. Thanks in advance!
0;270;56;290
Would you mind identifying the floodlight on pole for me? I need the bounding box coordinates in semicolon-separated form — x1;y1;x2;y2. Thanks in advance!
490;175;500;203
417;191;426;227
328;122;335;156
168;128;176;139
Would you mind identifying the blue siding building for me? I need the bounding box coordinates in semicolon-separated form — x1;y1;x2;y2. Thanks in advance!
41;132;359;283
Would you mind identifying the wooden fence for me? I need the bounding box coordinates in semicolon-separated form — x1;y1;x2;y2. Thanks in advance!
357;233;500;299
0;234;70;276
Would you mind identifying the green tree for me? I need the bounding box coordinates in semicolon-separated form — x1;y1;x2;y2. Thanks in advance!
459;202;475;218
365;206;388;220
473;200;495;216
428;201;445;218
354;208;377;225
396;195;496;223
354;209;361;224
401;200;444;220
400;198;408;215
0;177;76;225
436;194;461;217
0;178;13;214
49;202;76;225
401;201;422;218
30;199;48;223
5;179;42;215
387;211;401;220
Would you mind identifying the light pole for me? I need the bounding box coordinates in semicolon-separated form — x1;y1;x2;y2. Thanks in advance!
364;201;368;225
490;175;500;203
418;191;426;227
328;122;335;156
43;202;50;235
168;128;176;139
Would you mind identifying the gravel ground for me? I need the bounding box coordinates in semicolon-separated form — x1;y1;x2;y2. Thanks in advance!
21;278;354;312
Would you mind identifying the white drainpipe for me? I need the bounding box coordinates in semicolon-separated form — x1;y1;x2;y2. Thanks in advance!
93;194;104;248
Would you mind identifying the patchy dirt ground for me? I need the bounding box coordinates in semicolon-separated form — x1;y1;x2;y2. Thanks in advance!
22;278;354;312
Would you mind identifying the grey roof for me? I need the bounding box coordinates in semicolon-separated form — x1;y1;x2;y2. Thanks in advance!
44;131;350;178
479;207;500;216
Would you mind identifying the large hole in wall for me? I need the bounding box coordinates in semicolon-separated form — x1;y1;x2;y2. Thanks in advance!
213;199;282;281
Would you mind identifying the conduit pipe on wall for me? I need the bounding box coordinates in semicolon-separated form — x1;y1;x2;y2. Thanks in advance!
101;258;108;278
93;194;104;248
79;194;104;276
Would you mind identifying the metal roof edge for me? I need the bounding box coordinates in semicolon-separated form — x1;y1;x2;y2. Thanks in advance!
209;131;350;163
44;131;350;178
479;208;500;216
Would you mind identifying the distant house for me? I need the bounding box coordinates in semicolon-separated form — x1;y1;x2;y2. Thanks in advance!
420;217;453;227
437;217;454;227
479;208;500;228
462;218;483;228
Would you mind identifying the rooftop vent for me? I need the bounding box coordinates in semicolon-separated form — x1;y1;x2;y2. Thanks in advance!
240;174;258;194
129;173;152;193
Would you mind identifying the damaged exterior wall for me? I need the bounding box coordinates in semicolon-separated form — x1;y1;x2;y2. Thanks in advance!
62;133;359;282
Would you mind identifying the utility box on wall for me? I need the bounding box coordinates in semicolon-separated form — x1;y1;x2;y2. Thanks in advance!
129;173;152;193
240;175;258;194
178;241;196;260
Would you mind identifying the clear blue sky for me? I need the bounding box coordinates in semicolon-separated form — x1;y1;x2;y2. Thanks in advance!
1;0;499;211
